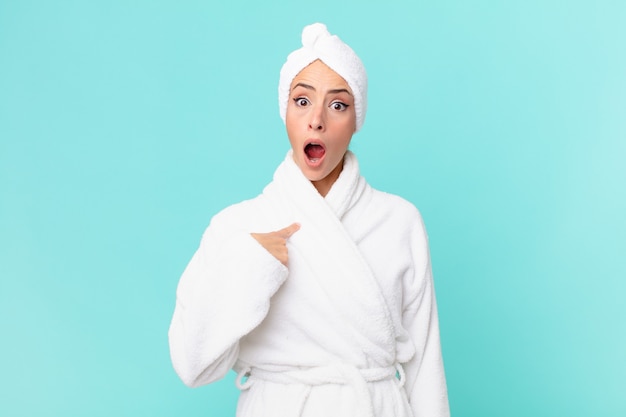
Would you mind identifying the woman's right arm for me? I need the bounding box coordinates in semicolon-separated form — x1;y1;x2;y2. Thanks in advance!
168;214;289;387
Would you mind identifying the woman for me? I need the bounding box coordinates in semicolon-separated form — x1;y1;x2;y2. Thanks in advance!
169;23;450;417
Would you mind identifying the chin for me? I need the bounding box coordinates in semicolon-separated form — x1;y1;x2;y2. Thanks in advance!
300;167;326;182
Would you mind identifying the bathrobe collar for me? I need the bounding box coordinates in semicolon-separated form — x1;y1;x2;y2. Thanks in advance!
268;150;397;360
284;150;367;220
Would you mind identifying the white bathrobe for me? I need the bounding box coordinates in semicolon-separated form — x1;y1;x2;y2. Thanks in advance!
169;151;450;417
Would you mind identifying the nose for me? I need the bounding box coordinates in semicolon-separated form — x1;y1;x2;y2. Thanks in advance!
308;104;325;131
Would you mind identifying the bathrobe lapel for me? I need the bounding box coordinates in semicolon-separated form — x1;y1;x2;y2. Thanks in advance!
263;151;396;357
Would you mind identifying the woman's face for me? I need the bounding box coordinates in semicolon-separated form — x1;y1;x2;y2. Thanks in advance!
286;60;356;197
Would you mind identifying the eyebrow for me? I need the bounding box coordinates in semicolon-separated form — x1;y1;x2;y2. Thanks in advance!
292;82;353;96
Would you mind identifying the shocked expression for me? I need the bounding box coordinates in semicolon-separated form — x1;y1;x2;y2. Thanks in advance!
286;60;356;197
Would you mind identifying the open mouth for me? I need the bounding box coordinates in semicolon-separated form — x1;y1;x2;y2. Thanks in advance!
304;142;326;162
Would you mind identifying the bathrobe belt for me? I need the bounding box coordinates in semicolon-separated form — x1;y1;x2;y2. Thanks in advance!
235;363;406;417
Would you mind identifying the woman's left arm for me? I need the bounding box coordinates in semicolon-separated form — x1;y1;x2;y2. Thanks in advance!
401;214;450;417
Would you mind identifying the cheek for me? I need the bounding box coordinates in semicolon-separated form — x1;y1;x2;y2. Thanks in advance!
337;118;355;142
336;110;357;137
286;108;304;133
328;127;353;153
285;112;298;138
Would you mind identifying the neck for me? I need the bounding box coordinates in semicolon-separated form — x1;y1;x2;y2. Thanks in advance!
312;159;344;197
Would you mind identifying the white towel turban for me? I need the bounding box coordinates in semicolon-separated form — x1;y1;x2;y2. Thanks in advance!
278;23;368;132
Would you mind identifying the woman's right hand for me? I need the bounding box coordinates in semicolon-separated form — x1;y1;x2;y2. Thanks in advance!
250;223;300;266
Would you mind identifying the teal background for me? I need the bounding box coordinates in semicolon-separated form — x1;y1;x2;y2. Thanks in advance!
1;0;624;416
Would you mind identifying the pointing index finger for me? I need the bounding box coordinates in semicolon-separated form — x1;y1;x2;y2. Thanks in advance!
279;222;300;238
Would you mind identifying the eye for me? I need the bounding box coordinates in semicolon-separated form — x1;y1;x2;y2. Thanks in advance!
293;97;310;107
330;101;349;111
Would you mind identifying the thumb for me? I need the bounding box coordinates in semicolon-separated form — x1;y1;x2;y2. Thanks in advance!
279;222;300;238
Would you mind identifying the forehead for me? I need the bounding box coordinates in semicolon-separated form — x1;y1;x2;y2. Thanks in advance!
290;60;352;92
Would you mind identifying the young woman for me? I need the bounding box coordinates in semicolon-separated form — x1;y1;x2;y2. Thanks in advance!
169;23;450;417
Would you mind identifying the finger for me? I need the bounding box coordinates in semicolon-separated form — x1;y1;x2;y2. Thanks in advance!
278;222;300;238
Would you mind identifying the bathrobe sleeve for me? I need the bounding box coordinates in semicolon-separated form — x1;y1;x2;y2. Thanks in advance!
402;213;450;417
168;209;288;388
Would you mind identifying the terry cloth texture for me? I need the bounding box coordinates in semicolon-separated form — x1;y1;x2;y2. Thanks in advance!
278;23;368;131
169;151;450;417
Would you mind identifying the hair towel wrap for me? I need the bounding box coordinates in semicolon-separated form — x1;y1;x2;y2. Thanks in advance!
278;23;368;131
